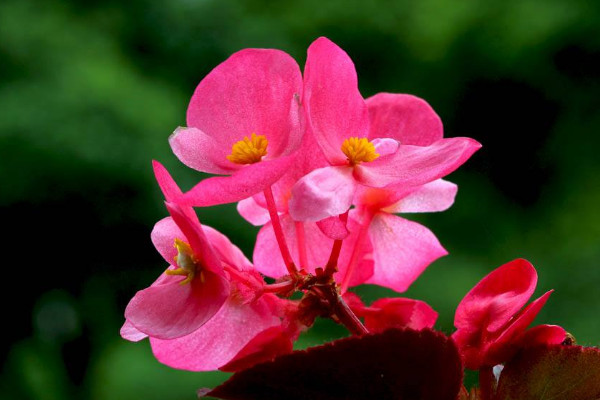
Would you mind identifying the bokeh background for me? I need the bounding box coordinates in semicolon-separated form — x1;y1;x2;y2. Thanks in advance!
1;0;599;398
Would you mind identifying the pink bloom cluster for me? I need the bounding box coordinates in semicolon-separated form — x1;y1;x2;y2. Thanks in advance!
121;37;564;374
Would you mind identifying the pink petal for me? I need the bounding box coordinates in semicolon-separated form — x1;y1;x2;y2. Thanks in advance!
303;37;369;164
366;93;443;146
150;296;280;371
169;127;239;174
519;324;566;347
316;215;349;240
454;259;538;334
383;179;458;213
371;137;399;157
354;137;481;188
485;291;554;365
180;155;295;207
120;320;148;342
253;221;289;278
219;326;294;372
152;160;183;201
186;48;303;161
366;213;447;292
336;211;375;289
237;197;270;226
363;298;438;333
288;165;356;222
151;217;182;266
124;269;229;340
202;224;254;272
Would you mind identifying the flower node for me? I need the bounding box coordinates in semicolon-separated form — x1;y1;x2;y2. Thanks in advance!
227;133;268;164
341;137;379;165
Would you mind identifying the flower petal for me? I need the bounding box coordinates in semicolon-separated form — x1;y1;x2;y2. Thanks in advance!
454;259;538;334
518;324;566;347
355;137;481;188
366;213;447;292
237;197;270;226
203;224;254;272
120;320;148;342
367;93;443;146
383;179;458;213
180;155;295;207
316;215;349;240
150;296;280;371
363;297;438;333
169;127;239;174
303;37;369;164
124;269;229;340
151;216;182;266
288;165;356;221
186;48;303;161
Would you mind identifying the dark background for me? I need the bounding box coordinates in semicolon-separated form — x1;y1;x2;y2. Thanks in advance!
1;0;599;398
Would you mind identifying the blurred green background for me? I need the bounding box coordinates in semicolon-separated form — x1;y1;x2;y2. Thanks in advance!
1;0;599;398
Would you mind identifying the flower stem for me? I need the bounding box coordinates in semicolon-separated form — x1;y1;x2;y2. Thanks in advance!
324;210;349;277
264;186;297;276
262;280;295;294
332;292;369;336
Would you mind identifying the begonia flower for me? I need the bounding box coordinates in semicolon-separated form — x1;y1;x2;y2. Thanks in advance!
171;48;304;207
121;162;300;371
452;259;566;370
289;37;481;222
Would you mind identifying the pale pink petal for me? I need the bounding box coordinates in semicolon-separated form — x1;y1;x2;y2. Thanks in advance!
186;48;303;161
363;298;438;333
151;217;182;266
288;165;356;222
454;259;538;333
303;37;369;164
169;127;239;174
202;225;253;272
383;179;458;213
237;197;270;226
336;211;375;288
253;222;289;279
150;297;279;371
124;270;229;340
366;93;443;146
316;215;349;240
219;326;294;372
120;320;148;342
180;155;295;207
366;213;447;292
371;137;399;157
355;137;481;188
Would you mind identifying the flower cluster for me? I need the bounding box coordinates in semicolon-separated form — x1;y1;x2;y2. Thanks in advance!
121;37;567;386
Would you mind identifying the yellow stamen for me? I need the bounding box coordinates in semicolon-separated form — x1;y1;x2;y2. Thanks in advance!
227;133;268;164
341;137;379;165
165;238;198;285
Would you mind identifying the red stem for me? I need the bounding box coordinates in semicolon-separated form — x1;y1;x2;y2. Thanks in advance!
294;221;308;270
262;280;295;294
332;292;369;336
479;365;494;400
324;210;349;277
263;186;297;276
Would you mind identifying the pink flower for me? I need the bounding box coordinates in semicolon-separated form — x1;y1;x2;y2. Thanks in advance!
121;162;299;371
452;259;566;370
341;179;455;293
289;37;481;222
171;48;305;207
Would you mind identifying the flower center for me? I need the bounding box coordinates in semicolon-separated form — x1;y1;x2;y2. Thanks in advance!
227;133;268;164
341;137;379;165
165;238;201;285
